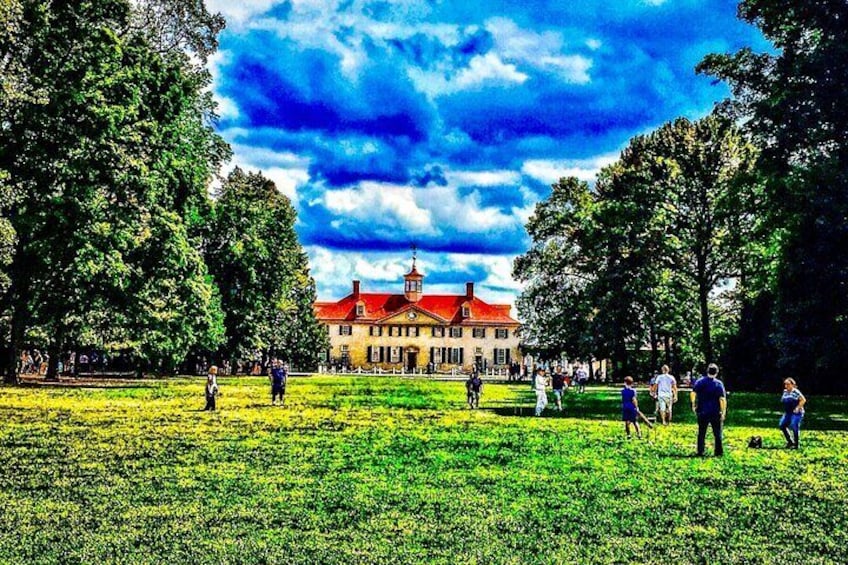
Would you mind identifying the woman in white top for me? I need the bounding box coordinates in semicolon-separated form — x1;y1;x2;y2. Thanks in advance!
534;368;549;416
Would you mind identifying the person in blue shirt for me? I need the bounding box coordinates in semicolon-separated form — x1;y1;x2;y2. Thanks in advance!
466;371;483;409
690;363;727;457
779;378;806;449
269;359;287;406
621;376;641;439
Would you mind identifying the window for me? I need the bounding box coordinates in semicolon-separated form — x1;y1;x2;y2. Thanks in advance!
369;346;381;362
449;347;464;364
369;326;383;337
472;328;486;338
339;325;352;336
449;327;463;338
495;348;507;365
389;326;403;337
405;280;422;293
432;327;445;337
406;326;419;337
390;347;402;363
432;348;443;363
495;328;508;339
461;305;470;318
356;303;365;316
340;345;349;353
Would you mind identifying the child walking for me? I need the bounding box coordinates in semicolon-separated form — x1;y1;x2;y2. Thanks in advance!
621;376;641;439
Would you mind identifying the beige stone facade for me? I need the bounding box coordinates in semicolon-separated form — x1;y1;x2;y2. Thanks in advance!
314;263;520;372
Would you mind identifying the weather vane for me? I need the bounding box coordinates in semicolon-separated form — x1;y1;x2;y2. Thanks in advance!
411;243;417;268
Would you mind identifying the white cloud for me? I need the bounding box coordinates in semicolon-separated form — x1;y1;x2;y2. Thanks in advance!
454;53;529;89
219;145;311;207
426;186;518;232
539;55;592;84
445;169;521;187
485;17;593;85
306;247;523;315
522;154;619;184
586;38;603;50
205;0;280;26
323;184;437;235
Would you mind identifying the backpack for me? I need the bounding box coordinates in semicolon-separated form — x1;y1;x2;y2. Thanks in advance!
747;436;762;449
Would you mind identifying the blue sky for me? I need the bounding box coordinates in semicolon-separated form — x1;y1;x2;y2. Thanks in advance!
206;0;769;309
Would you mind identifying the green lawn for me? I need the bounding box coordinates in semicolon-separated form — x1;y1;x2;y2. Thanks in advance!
0;377;846;564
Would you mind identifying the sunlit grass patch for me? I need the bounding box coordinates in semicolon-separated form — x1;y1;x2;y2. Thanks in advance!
0;377;846;564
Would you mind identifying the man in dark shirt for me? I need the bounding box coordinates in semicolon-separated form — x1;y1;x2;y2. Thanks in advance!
466;372;483;409
551;368;566;412
270;360;287;406
690;363;727;456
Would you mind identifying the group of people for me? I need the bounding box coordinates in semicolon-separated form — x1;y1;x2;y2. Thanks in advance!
201;359;809;454
202;359;289;411
620;363;807;455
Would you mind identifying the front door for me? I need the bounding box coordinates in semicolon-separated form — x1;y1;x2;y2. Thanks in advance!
406;351;418;371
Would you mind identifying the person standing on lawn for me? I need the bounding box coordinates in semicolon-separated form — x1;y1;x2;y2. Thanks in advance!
779;378;806;449
533;368;549;416
691;363;727;457
204;366;219;411
575;363;589;393
466;371;483;409
551;366;566;412
270;359;287;406
621;376;642;439
654;365;678;425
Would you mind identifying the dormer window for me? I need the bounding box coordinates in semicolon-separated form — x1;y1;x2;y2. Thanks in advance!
356;301;365;317
461;303;470;318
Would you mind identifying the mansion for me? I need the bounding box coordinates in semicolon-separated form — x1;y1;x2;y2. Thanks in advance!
314;260;521;372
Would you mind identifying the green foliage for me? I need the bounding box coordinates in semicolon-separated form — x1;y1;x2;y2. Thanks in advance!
0;377;846;563
515;115;757;377
205;168;328;368
699;1;848;393
0;0;229;377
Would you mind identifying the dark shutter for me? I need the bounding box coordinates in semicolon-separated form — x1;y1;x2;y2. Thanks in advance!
367;346;372;362
459;348;464;364
506;349;511;365
379;347;385;362
430;347;435;364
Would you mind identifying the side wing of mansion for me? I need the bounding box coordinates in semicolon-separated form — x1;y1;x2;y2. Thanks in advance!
314;261;520;372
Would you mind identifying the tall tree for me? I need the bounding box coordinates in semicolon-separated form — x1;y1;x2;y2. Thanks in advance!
513;177;597;363
0;0;227;379
206;168;328;369
699;1;848;392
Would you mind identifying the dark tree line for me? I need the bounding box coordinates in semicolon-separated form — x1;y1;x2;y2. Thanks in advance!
0;1;327;381
517;1;848;393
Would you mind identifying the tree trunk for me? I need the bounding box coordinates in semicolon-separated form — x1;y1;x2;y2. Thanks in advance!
45;342;61;380
699;279;712;364
664;334;673;369
649;322;659;373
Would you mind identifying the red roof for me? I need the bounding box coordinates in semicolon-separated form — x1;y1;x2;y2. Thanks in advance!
315;293;518;325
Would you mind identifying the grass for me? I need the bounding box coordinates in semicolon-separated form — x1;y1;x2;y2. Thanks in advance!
0;376;846;564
